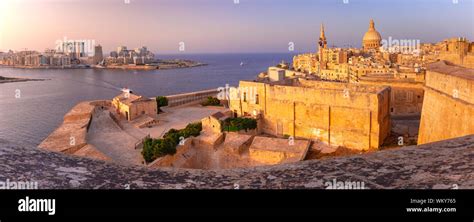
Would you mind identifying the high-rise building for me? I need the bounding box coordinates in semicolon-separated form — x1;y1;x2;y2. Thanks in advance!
93;45;103;65
117;46;128;57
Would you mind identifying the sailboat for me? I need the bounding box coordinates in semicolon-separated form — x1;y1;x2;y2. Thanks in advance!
240;62;244;66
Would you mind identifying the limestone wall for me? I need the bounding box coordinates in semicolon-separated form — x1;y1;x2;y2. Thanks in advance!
38;100;112;161
358;78;424;116
437;53;474;69
128;100;157;120
166;89;218;107
230;80;391;150
418;61;474;144
149;137;196;168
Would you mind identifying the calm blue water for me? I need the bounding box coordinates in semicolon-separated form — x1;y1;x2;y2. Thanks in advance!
0;53;294;147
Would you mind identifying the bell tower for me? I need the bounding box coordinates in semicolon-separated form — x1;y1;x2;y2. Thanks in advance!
318;23;327;51
318;23;328;71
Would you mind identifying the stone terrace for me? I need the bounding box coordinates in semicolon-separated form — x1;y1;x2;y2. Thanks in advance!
0;135;472;189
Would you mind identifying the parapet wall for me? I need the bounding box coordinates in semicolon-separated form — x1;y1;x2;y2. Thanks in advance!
38;100;112;159
438;53;474;69
1;135;473;189
231;80;391;150
418;61;474;144
166;89;218;107
358;78;424;116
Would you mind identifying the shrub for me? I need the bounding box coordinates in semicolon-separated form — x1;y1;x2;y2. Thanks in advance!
142;138;155;163
201;96;221;106
156;96;168;114
222;117;257;132
156;96;168;107
141;122;202;163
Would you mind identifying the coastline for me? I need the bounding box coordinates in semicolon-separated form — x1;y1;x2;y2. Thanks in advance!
0;64;90;69
0;76;48;84
102;62;207;70
0;60;207;71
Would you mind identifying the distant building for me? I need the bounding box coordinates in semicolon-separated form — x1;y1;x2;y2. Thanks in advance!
362;19;382;51
112;89;157;121
117;46;128;57
93;45;103;65
436;37;474;68
109;51;118;58
267;67;285;82
107;45;155;66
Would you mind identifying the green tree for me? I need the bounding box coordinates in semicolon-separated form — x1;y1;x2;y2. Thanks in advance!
156;96;168;113
201;96;221;106
141;122;203;163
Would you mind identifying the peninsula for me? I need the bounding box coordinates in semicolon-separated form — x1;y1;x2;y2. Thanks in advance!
0;45;206;71
0;76;47;84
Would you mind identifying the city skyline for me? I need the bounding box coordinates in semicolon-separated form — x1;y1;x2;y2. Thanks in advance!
0;0;473;54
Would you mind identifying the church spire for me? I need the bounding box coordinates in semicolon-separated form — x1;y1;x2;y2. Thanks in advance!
320;23;326;40
318;23;327;49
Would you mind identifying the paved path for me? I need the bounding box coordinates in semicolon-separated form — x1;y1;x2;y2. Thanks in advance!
85;104;228;166
142;104;229;138
86;110;144;166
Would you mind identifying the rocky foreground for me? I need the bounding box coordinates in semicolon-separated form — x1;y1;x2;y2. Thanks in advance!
0;135;472;189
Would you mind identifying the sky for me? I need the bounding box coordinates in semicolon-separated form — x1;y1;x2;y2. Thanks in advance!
0;0;473;54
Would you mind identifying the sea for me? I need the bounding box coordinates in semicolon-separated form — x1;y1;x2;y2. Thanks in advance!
0;53;295;148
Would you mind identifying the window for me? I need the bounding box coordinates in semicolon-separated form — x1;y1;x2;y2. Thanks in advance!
255;94;259;104
243;92;247;102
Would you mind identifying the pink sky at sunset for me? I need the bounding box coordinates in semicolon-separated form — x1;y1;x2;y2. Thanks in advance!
0;0;472;54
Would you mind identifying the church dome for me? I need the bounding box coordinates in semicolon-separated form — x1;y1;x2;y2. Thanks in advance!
362;19;382;50
363;30;382;42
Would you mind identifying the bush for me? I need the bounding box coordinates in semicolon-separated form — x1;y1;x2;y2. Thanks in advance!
156;96;168;114
222;117;257;132
201;96;221;106
156;96;168;107
141;122;202;163
142;138;155;163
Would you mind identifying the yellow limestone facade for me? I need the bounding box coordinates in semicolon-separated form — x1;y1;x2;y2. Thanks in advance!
229;79;391;150
436;37;474;69
418;61;474;144
112;91;157;121
358;76;425;116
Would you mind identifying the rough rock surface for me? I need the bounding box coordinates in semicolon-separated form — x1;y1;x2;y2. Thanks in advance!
0;135;473;189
